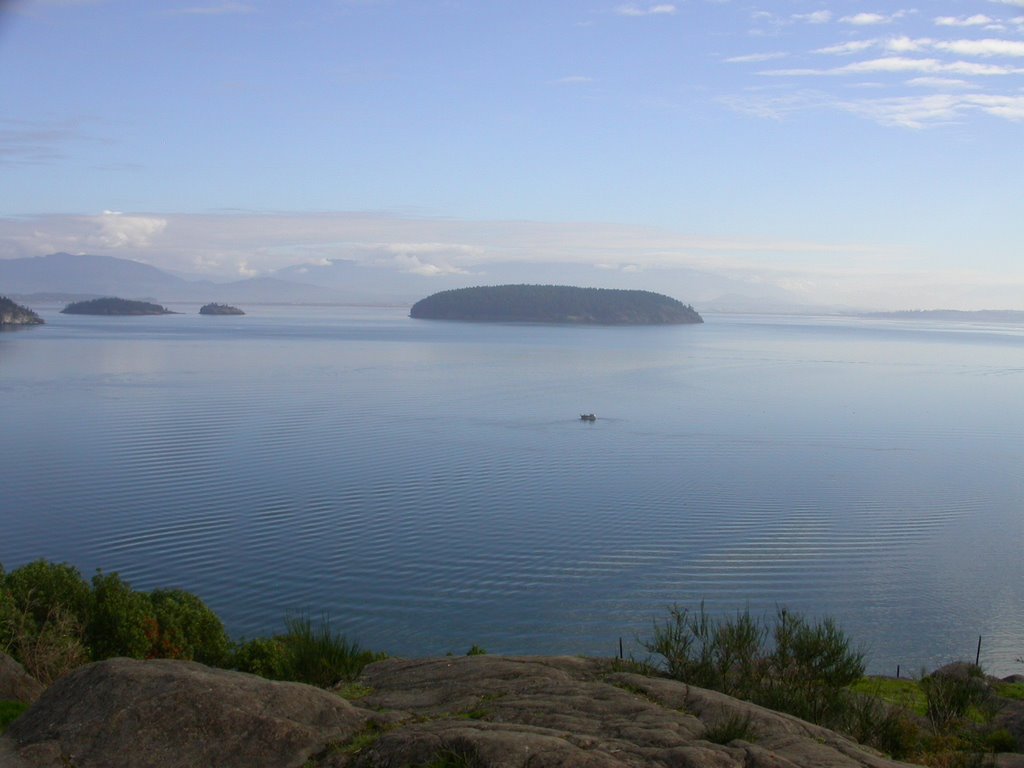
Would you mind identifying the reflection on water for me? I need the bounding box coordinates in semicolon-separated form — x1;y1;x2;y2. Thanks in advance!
1;307;1022;674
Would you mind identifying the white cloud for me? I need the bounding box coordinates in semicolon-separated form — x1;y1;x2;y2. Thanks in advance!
935;15;994;27
763;56;1024;77
815;40;877;55
553;75;594;84
906;76;973;88
933;38;1024;57
614;3;676;17
725;52;787;63
89;212;167;249
793;11;831;24
969;93;1024;120
840;12;900;26
885;36;931;53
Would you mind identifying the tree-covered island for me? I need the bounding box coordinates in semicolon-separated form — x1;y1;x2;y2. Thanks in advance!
60;297;176;316
0;297;44;326
199;303;245;315
410;285;703;325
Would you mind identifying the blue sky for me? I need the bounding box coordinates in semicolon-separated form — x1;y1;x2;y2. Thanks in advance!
1;0;1023;309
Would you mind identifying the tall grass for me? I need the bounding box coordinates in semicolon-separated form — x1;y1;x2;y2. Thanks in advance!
277;614;383;688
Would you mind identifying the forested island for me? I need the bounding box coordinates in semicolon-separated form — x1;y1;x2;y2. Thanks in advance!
0;296;44;326
410;285;703;325
199;303;245;315
60;297;176;316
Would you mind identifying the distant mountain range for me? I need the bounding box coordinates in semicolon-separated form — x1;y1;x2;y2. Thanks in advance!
0;252;344;305
0;252;815;312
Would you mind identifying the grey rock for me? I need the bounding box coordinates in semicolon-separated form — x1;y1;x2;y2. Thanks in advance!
3;658;364;768
347;656;913;768
0;654;44;705
1;655;920;768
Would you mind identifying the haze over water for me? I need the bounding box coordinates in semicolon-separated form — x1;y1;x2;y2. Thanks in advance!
2;307;1022;675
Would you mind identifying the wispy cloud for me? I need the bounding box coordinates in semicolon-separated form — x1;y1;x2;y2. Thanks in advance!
935;15;995;27
840;11;909;26
0;119;85;165
793;11;832;24
725;52;787;64
764;56;1024;77
906;76;974;89
552;75;595;85
840;92;1024;127
933;38;1024;57
613;3;676;17
815;40;877;56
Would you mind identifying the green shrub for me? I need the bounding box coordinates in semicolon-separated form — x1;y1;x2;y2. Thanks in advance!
643;604;865;728
231;636;290;679
88;570;153;660
982;728;1017;753
466;645;487;656
4;560;91;630
920;665;990;732
1;561;90;684
147;589;230;665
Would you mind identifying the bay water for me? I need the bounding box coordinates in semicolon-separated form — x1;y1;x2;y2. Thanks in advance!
1;306;1022;675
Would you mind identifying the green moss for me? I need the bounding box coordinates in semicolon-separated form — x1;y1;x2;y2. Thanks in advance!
336;682;373;700
851;677;927;716
996;682;1024;701
0;700;28;733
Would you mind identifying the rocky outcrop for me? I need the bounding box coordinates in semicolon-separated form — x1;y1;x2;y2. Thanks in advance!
0;653;44;705
1;655;916;768
0;297;43;327
3;659;364;768
348;656;909;768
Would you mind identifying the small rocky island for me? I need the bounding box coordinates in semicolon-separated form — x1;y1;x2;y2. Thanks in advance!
60;297;176;316
0;296;44;327
199;303;245;316
410;285;703;325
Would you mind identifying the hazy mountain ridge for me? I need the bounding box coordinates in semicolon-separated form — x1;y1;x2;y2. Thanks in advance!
2;252;813;311
0;253;343;305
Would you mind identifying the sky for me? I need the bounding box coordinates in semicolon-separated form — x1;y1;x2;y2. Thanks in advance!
1;0;1023;310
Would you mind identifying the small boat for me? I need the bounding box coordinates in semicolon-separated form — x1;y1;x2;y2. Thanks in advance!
580;413;596;421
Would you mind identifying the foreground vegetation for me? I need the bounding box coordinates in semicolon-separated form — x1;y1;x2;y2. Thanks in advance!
640;602;1022;765
2;559;1021;765
0;559;381;693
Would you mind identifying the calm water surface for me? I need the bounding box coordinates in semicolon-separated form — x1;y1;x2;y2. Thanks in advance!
1;306;1022;674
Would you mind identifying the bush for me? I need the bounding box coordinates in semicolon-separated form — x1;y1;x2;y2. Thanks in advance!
231;636;290;679
4;560;91;630
1;561;91;684
920;664;991;732
643;604;865;727
982;728;1017;754
147;589;230;665
88;570;153;660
